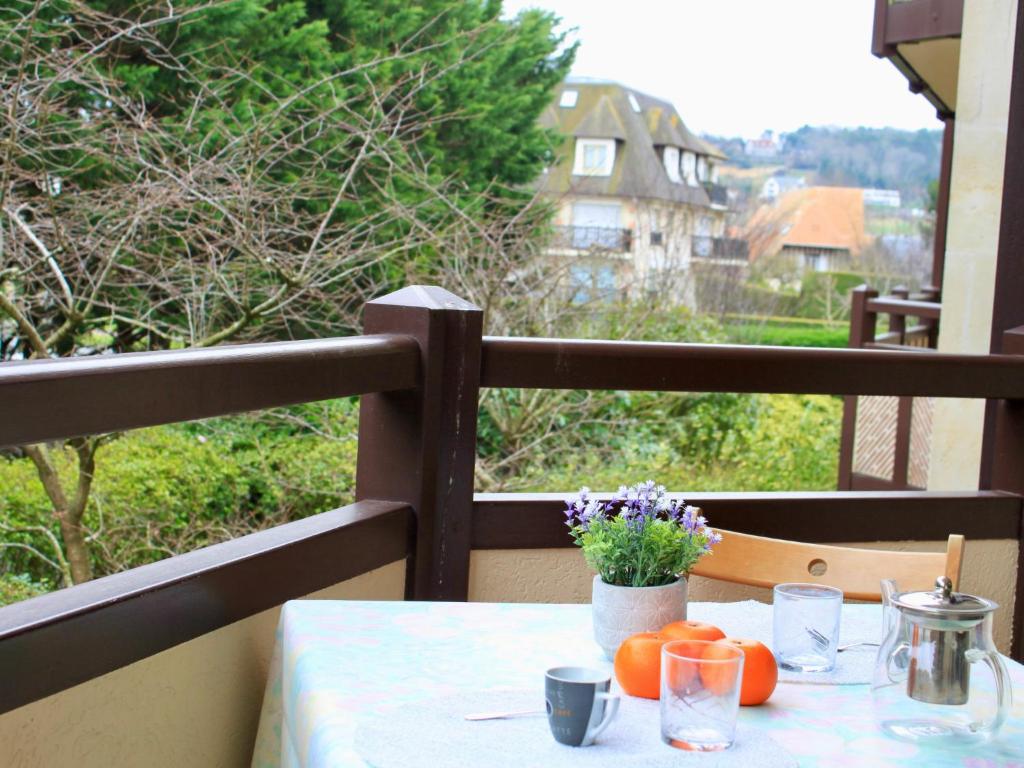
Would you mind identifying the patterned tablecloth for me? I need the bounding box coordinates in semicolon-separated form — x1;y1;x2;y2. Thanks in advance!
251;600;1024;768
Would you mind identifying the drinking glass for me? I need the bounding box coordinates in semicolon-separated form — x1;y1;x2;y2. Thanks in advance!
773;583;843;672
660;640;744;751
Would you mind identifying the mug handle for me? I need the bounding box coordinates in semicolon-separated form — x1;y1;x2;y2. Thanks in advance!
585;692;620;743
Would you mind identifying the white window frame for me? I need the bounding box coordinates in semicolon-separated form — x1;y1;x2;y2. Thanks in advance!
662;146;681;183
572;138;616;176
560;90;578;108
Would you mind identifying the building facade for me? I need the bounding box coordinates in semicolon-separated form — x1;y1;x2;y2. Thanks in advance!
746;186;869;275
536;80;743;305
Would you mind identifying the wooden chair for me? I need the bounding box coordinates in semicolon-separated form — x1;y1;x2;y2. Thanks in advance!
689;530;964;602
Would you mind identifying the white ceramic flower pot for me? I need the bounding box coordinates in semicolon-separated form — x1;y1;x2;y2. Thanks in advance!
591;575;688;660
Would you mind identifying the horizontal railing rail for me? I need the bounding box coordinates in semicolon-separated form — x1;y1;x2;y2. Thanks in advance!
866;297;941;319
471;491;1022;549
479;337;1024;397
0;499;413;714
0;335;419;447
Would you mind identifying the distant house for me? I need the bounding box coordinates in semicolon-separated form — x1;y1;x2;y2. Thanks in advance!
536;79;742;304
863;188;902;208
745;130;783;159
746;186;869;273
760;174;806;201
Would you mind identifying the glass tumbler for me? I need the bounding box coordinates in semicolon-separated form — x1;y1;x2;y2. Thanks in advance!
773;583;843;672
660;640;744;751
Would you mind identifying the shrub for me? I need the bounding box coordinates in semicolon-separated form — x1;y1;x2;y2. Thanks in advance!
0;402;361;598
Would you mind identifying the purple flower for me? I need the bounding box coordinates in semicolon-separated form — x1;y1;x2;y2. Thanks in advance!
704;529;723;551
565;487;605;531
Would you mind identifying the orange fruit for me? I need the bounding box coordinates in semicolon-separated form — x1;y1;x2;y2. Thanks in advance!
714;637;778;705
660;639;703;691
661;620;725;643
698;641;743;695
613;632;667;699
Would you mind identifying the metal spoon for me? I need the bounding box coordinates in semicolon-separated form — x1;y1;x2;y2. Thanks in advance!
838;641;880;652
806;627;879;652
464;708;545;721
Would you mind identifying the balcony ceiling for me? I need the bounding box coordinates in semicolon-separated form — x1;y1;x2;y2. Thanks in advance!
897;37;960;112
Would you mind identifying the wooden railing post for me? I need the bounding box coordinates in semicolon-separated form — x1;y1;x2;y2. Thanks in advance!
888;286;912;488
990;327;1024;660
355;286;482;601
838;285;879;489
918;285;941;348
848;284;879;348
890;285;909;344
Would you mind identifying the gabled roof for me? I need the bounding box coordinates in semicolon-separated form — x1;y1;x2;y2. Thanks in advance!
537;80;725;205
746;187;870;259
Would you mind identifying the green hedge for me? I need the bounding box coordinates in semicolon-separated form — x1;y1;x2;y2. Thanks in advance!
724;323;849;348
0;401;361;591
520;393;841;495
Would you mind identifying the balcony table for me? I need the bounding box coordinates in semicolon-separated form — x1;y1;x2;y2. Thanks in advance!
251;600;1024;768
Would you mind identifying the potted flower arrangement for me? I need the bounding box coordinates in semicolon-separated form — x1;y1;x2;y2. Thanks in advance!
565;480;721;659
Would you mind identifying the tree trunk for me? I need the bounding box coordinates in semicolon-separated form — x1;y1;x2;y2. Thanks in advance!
24;440;97;584
57;516;93;584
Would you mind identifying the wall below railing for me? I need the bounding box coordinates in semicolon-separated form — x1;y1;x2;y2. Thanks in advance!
468;540;1018;652
0;562;406;768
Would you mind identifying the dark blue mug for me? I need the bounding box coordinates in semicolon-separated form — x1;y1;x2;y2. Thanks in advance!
544;667;620;746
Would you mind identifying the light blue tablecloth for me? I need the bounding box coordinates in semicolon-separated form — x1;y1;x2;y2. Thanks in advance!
251;600;1024;768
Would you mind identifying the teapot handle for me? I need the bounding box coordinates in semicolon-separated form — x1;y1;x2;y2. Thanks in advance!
966;649;1011;735
880;578;898;635
886;641;910;684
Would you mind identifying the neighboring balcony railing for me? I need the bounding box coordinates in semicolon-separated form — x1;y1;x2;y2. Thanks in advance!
692;235;750;260
702;182;730;207
552;225;633;252
838;284;942;493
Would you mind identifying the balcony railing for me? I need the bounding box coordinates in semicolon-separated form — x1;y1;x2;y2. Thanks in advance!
1;283;1023;724
692;235;750;261
702;182;730;207
839;284;942;492
551;225;633;252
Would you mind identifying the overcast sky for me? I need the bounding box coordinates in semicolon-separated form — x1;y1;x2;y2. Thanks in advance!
501;0;940;138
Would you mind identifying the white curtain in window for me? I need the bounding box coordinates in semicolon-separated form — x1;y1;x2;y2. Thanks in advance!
663;146;681;183
681;152;697;185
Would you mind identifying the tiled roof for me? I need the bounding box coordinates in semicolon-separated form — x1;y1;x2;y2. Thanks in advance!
537;81;724;204
747;186;869;259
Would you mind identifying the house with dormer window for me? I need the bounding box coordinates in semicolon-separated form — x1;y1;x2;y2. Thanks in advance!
536;78;746;304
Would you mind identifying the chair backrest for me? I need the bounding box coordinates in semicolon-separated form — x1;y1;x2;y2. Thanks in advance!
689;529;964;602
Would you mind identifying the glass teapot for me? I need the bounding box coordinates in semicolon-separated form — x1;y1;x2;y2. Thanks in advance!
872;576;1011;742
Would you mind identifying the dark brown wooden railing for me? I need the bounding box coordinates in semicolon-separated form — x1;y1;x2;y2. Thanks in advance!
0;500;412;714
838;285;942;493
0;334;418;447
1;283;1023;718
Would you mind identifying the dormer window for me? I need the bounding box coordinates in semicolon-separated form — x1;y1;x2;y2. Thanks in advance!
560;90;579;108
696;155;709;183
573;138;615;176
662;146;681;183
681;151;697;185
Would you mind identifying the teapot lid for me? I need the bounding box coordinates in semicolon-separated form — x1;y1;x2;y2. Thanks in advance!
892;577;998;620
